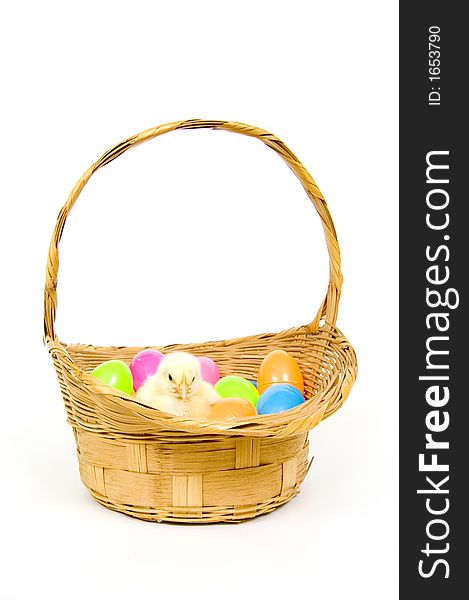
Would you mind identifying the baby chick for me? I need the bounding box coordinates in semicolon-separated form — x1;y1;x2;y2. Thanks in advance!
136;352;219;419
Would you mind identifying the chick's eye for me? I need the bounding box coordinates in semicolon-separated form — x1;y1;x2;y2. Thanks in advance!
168;374;173;381
192;377;196;383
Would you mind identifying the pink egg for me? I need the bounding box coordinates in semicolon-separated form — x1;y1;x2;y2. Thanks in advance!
198;356;221;385
130;349;164;391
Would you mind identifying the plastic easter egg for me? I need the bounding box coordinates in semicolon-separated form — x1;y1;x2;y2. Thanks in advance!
208;397;258;421
214;375;260;407
92;360;133;395
130;349;164;391
257;384;305;415
257;350;304;394
198;356;220;385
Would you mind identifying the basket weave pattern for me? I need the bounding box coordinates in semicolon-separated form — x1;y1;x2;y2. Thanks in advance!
44;120;357;523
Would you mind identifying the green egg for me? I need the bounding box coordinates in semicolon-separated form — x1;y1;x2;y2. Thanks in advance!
92;360;133;395
214;375;260;407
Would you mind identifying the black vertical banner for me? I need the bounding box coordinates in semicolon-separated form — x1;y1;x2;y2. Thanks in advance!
400;2;466;596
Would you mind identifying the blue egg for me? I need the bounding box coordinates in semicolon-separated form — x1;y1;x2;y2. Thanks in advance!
248;379;258;389
257;384;305;415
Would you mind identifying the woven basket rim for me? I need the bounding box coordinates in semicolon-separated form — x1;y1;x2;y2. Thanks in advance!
46;322;356;439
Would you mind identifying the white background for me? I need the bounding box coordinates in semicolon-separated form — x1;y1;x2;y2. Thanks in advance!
1;1;398;599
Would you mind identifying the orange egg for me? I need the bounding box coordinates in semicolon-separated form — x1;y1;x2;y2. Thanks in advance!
257;350;304;394
208;397;258;421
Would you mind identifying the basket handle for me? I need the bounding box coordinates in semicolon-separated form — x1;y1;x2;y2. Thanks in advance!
44;119;343;341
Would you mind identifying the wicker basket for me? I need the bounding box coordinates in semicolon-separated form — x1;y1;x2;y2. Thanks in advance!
44;119;357;523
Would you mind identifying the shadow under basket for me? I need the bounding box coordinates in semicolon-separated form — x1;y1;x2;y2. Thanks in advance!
44;120;358;523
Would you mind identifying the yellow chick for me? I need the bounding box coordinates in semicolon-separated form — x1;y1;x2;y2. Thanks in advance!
136;352;219;419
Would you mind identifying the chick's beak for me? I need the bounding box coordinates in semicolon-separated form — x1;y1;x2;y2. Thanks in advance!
176;376;189;401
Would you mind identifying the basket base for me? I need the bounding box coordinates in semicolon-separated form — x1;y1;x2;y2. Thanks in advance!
86;486;303;524
75;429;311;524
